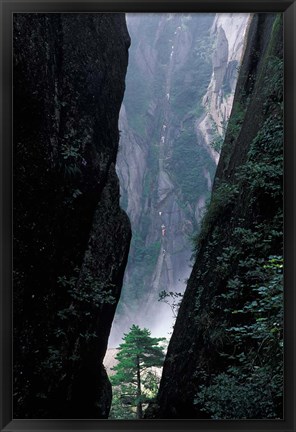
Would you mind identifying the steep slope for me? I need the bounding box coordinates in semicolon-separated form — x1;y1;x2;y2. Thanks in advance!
111;13;249;345
13;13;131;418
197;13;250;163
147;13;283;419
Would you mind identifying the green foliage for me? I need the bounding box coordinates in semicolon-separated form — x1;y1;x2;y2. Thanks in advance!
215;245;240;277
210;135;224;153
110;325;166;419
168;124;216;206
195;365;281;419
196;182;239;249
158;290;183;318
228;256;283;344
236;160;282;199
61;144;80;160
194;257;283;419
113;325;166;370
191;19;283;419
132;234;161;269
235;113;283;205
41;267;116;377
263;55;283;104
197;50;283;254
224;101;245;142
109;390;136;420
208;114;225;154
60;121;92;178
72;188;82;199
57;268;115;313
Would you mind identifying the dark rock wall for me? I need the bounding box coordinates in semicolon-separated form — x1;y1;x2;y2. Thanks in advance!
147;13;283;419
13;13;131;418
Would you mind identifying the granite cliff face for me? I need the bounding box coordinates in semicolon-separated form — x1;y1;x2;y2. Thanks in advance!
197;14;250;164
111;13;249;345
13;13;131;418
147;13;283;419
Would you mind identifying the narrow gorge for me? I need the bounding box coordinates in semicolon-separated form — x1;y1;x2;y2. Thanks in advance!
13;11;283;421
110;13;250;346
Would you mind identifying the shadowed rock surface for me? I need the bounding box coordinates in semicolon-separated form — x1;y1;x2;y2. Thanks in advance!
146;13;283;419
13;13;131;418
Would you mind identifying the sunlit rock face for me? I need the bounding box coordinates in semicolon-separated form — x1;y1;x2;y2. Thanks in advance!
112;13;249;347
197;13;250;164
13;13;131;419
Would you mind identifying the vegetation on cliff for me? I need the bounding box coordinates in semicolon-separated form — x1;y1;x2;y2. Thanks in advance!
147;13;283;419
113;12;240;345
13;11;283;421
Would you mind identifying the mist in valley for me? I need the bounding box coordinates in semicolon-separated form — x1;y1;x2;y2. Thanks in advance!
107;12;249;350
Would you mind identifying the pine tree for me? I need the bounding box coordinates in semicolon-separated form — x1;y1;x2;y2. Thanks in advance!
110;325;166;419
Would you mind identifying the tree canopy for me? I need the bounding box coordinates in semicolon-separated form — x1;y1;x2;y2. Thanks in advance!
110;325;166;419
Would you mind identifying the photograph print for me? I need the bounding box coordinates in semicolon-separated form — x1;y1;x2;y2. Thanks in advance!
13;11;283;420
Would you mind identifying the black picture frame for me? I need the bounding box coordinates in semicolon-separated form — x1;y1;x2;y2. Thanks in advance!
1;0;295;431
